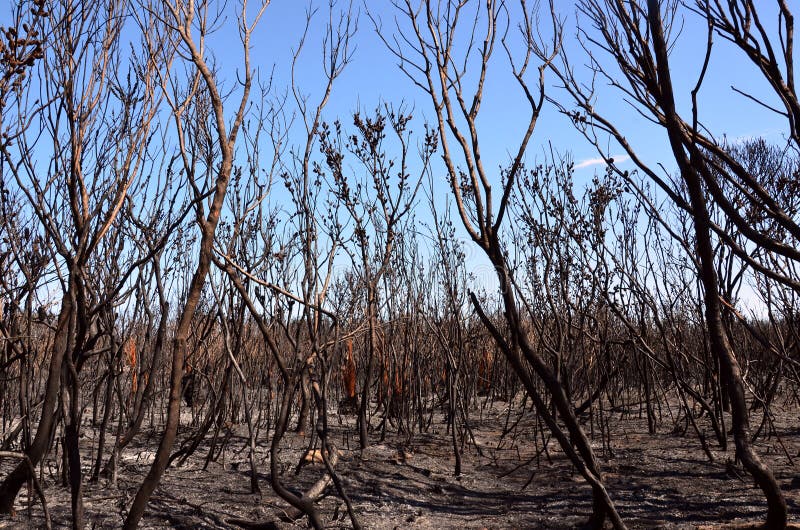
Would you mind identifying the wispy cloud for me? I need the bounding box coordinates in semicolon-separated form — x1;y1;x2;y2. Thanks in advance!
729;128;782;145
574;154;630;169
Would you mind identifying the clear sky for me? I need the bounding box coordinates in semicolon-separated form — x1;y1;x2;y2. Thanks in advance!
220;1;789;193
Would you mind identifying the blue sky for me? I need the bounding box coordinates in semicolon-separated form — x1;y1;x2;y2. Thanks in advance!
232;1;788;181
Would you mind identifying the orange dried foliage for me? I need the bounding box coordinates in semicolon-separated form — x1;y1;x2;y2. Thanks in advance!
387;359;410;419
343;338;357;399
125;338;137;367
381;361;390;393
477;349;494;393
393;369;403;398
125;338;138;394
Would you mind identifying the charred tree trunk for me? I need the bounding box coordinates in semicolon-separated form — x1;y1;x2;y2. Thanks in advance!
646;4;787;526
0;293;73;514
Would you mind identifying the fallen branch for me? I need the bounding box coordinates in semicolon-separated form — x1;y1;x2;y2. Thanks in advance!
225;446;340;529
281;445;340;522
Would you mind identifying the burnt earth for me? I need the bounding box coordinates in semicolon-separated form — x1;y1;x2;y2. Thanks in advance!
1;396;798;529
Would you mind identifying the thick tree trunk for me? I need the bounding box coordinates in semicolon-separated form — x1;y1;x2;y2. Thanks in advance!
686;174;787;529
295;370;311;435
64;422;84;529
644;3;788;525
